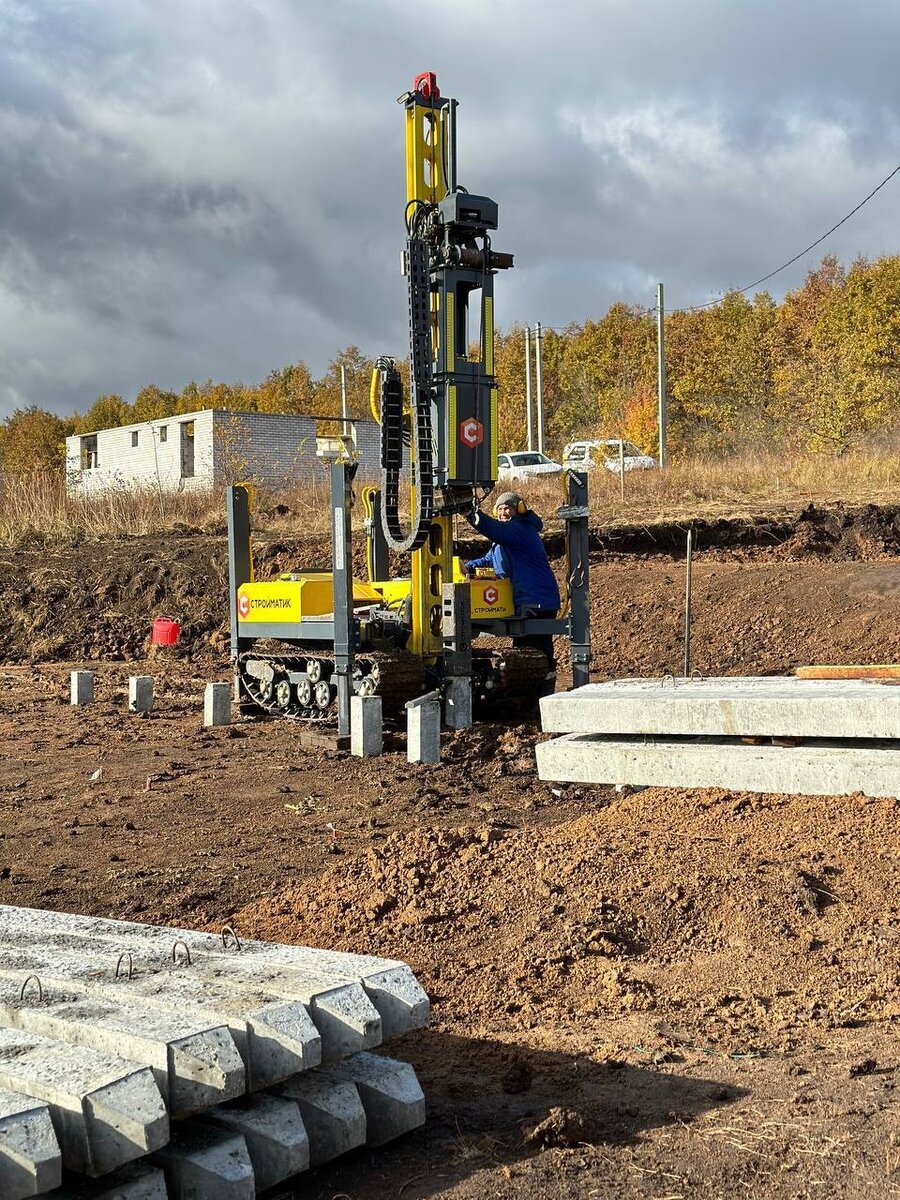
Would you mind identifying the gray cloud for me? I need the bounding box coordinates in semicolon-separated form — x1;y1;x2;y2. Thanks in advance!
0;0;898;416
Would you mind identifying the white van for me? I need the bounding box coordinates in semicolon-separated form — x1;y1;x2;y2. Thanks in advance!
562;439;657;473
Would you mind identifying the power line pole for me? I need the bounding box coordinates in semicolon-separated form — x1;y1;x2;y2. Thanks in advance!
534;321;545;456
656;283;668;467
524;325;534;451
340;364;349;423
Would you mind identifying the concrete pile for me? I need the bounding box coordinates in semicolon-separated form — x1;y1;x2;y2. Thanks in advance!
537;676;900;797
0;906;428;1199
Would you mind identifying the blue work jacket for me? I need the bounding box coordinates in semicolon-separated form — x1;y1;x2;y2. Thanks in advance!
466;510;561;614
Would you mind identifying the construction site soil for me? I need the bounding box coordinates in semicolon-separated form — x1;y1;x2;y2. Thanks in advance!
1;501;899;1198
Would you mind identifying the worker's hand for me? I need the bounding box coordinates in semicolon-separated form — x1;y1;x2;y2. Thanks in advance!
460;562;471;577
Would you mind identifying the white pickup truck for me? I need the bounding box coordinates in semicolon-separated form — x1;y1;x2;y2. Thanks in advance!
562;439;657;472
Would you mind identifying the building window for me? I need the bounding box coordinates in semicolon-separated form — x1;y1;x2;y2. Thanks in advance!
131;430;139;448
180;421;195;478
80;435;99;470
159;426;168;443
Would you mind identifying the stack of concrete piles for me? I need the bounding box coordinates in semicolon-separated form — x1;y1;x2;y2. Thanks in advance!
0;905;428;1199
537;676;900;797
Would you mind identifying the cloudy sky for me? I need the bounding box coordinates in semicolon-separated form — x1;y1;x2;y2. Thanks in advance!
2;0;898;418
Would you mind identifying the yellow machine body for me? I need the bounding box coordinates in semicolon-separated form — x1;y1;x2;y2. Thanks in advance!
237;568;512;631
237;575;384;625
450;557;514;617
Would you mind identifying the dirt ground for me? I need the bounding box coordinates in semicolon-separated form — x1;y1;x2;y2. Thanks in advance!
1;502;899;1198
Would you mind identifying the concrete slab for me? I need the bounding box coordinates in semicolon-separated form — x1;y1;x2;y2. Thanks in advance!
203;1093;308;1190
0;1087;61;1199
0;949;321;1092
536;732;900;798
165;961;381;1061
274;1074;366;1165
152;1128;254;1200
0;941;373;1067
0;985;244;1117
0;909;429;1042
47;1164;168;1199
0;1028;168;1177
540;675;900;739
327;1053;425;1147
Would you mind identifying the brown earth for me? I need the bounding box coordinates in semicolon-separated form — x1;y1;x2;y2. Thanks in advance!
1;502;899;1198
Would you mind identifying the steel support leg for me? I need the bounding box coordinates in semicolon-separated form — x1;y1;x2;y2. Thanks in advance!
565;470;592;689
331;463;355;737
442;582;472;729
226;486;252;701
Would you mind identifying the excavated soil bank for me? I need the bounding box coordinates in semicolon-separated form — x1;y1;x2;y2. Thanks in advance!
4;501;900;667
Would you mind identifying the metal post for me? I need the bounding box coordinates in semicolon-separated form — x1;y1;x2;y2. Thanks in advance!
657;283;668;467
683;525;694;678
565;470;591;689
524;326;534;451
618;438;625;502
340;365;349;423
226;486;252;701
330;462;355;737
534;321;545;456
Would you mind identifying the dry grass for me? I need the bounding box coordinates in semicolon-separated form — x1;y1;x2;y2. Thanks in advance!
3;450;899;546
0;472;219;545
0;471;335;546
524;450;900;528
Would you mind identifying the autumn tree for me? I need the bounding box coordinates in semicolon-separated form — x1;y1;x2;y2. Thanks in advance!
556;306;656;450
72;393;133;434
312;347;375;417
493;325;530;450
132;385;181;423
667;291;778;454
768;255;900;451
0;406;73;472
256;363;316;414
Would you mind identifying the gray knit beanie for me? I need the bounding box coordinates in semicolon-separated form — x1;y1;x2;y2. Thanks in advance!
494;491;523;510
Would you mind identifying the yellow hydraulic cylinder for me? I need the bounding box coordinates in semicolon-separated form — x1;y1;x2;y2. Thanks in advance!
410;515;452;659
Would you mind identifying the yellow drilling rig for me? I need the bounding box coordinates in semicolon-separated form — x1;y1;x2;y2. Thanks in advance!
226;72;591;731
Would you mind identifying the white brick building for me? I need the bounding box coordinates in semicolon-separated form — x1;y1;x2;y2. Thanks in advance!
65;409;383;495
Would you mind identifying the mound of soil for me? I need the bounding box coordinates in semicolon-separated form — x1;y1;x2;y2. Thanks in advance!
236;785;900;1051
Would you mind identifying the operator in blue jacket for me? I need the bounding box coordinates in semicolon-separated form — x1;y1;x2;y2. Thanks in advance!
461;491;561;683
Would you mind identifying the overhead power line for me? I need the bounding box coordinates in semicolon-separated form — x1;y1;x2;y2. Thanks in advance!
526;159;900;328
681;159;900;312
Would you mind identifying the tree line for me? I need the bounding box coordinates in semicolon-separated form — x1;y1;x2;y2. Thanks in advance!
2;254;899;474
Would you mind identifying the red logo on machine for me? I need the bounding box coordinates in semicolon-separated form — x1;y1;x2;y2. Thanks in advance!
238;593;250;618
483;585;499;605
459;418;484;448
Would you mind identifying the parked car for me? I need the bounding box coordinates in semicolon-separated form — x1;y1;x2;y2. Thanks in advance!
562;439;657;473
497;451;563;480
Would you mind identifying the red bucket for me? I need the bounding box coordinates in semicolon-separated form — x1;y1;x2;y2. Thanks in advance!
151;617;180;646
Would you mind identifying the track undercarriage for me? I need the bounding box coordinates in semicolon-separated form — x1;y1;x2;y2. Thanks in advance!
237;643;551;722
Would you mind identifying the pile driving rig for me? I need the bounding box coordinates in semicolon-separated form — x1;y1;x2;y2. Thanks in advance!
227;72;591;729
